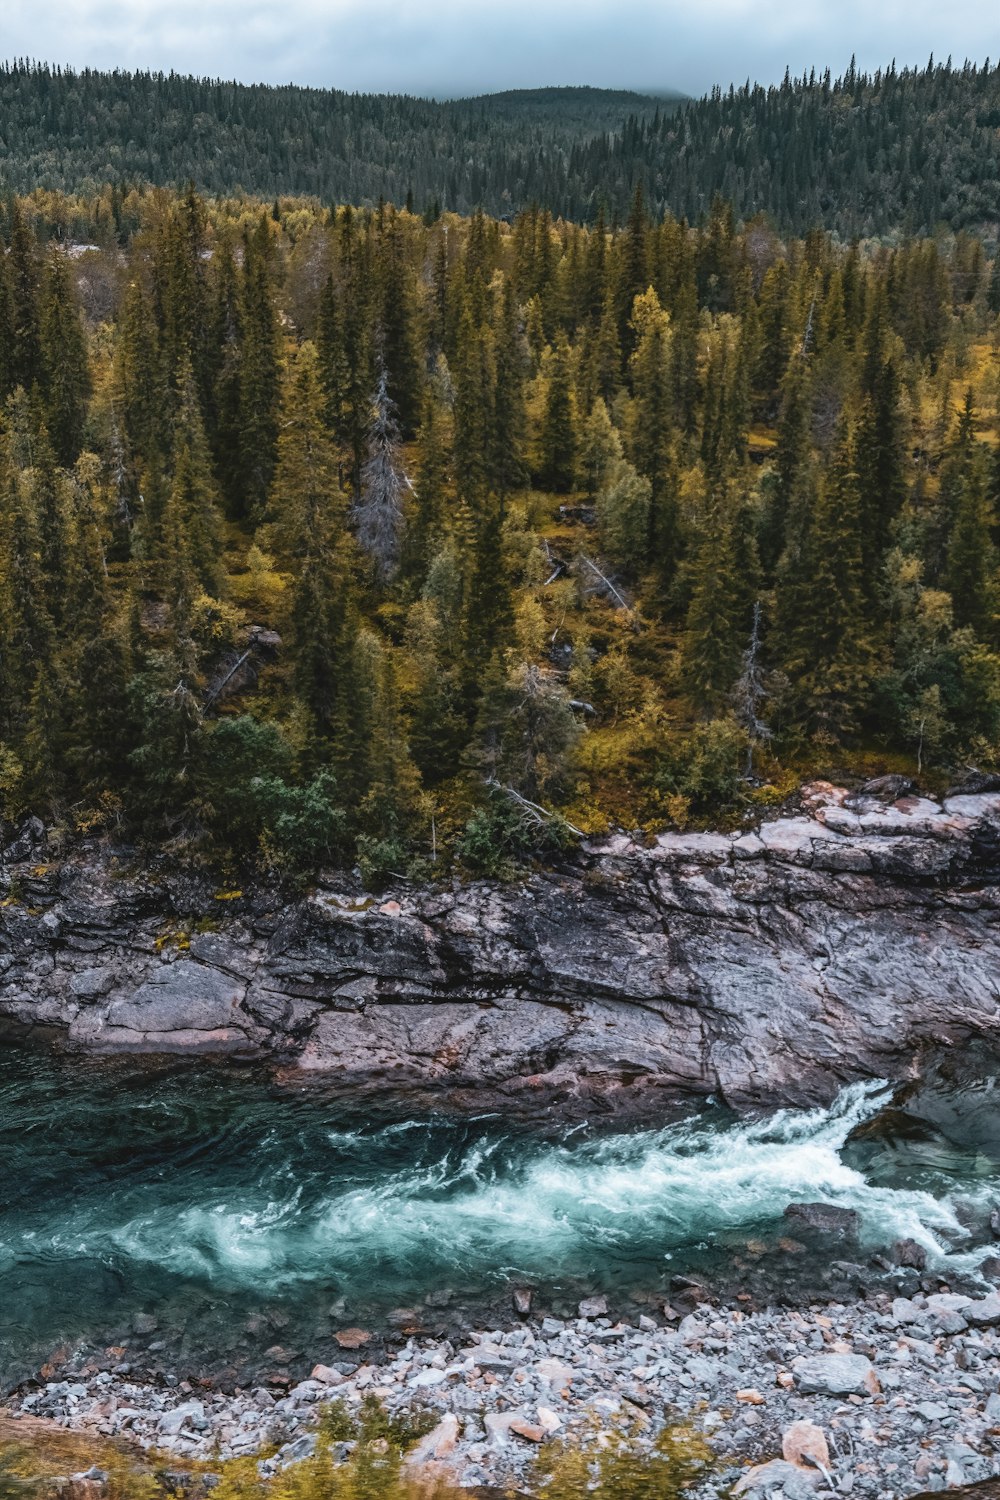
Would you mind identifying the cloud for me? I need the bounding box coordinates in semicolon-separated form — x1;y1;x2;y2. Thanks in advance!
3;0;998;97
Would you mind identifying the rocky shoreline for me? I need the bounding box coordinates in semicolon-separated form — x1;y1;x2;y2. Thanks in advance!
3;778;1000;1113
10;1278;1000;1498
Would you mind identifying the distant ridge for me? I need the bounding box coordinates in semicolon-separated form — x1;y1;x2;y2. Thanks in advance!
0;63;677;217
0;58;998;232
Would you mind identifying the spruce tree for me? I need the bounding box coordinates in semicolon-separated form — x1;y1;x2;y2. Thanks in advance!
7;201;42;395
238;214;281;520
682;493;745;711
537;336;577;493
39;246;90;465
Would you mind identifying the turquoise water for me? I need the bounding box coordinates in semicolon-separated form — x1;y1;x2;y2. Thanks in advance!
2;1042;998;1386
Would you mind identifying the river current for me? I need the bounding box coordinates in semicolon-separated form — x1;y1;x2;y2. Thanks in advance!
2;1041;1000;1386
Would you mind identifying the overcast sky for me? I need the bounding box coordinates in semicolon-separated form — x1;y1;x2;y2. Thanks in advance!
4;0;998;98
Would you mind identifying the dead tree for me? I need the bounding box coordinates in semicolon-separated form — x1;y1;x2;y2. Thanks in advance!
355;367;407;582
732;601;772;779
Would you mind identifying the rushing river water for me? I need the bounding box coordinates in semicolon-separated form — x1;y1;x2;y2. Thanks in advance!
2;1041;1000;1387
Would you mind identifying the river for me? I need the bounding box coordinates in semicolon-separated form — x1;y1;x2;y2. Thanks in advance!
2;1041;999;1389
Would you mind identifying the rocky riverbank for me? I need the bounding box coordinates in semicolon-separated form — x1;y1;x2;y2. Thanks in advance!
3;778;1000;1111
10;1277;1000;1498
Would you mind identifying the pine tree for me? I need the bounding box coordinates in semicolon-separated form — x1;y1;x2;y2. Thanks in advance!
682;493;745;711
0;391;55;739
490;278;528;498
855;300;908;599
629;288;677;573
775;426;874;739
537;336;577;493
452;309;494;512
946;449;997;639
208;237;244;519
7;200;42;394
238;214;281;520
268;343;354;743
400;390;450;592
160;361;226;612
762;356;810;575
38;246;90;465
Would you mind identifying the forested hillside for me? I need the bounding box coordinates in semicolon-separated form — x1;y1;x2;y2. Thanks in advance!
0;66;671;218
1;57;1000;234
0;188;999;880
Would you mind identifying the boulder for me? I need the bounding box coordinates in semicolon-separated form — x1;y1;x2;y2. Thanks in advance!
407;1413;459;1464
891;1237;927;1269
733;1459;820;1497
158;1400;205;1435
782;1420;830;1471
965;1294;1000;1327
793;1353;880;1397
578;1295;608;1318
783;1203;860;1240
858;774;916;802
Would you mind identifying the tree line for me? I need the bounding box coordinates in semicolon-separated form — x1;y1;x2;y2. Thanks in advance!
1;188;999;879
2;58;1000;235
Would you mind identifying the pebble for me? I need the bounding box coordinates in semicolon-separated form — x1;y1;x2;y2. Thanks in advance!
13;1282;1000;1498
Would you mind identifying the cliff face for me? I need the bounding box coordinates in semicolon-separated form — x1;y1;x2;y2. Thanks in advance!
3;781;1000;1112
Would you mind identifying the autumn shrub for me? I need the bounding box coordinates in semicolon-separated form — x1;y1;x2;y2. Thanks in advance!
532;1418;714;1500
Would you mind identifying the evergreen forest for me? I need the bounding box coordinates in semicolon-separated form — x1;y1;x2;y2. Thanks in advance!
2;56;1000;235
1;183;1000;880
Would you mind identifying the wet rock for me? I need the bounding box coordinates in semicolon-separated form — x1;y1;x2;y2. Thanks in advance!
892;1237;928;1270
783;1203;860;1240
334;1329;371;1350
577;1296;607;1318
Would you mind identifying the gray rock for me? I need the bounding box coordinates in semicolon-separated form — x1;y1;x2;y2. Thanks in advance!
106;960;248;1043
5;787;1000;1111
733;1459;820;1497
965;1294;1000;1327
793;1353;879;1397
578;1296;608;1318
783;1202;860;1239
892;1237;927;1270
158;1400;205;1435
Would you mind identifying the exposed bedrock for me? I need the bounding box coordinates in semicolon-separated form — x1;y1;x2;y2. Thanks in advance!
3;780;1000;1111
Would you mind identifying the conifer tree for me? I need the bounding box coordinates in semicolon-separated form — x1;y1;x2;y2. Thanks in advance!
682;492;745;711
537;336;577;492
38;246;90;465
238;214;281;520
209;237;245;519
160;362;226;611
775;426;874;739
452;309;494;511
400;391;449;592
268;343;354;744
490;278;528;499
629;288;677;572
946;450;997;640
0;392;55;739
7;201;42;395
